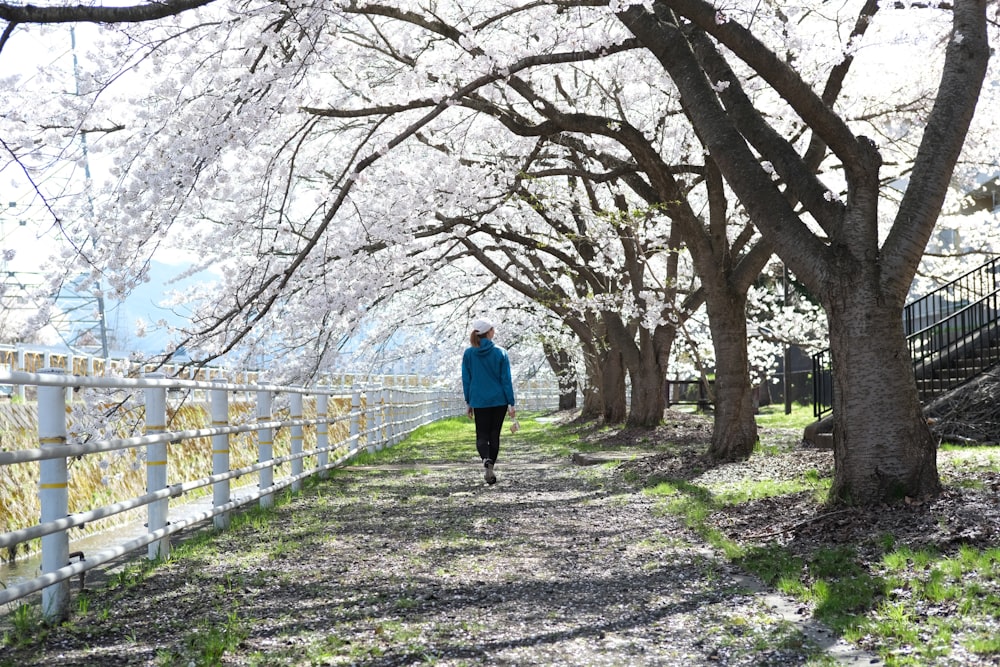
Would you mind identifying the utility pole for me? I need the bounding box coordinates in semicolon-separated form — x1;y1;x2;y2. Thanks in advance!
71;26;110;359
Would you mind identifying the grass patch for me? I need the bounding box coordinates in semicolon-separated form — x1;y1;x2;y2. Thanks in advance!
0;604;45;650
937;445;1000;485
641;430;1000;667
152;609;248;666
754;403;817;430
345;413;577;464
716;478;828;505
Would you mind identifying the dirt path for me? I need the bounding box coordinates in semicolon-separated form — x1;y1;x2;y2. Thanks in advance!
1;444;880;666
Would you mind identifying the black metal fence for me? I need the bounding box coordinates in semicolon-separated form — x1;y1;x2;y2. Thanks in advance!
904;258;999;336
667;369;814;413
813;257;1000;419
665;379;713;409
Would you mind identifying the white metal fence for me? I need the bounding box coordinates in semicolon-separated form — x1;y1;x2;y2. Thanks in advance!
0;367;470;622
0;343;254;402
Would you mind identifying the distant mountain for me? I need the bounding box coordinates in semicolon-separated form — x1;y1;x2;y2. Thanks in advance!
108;260;217;356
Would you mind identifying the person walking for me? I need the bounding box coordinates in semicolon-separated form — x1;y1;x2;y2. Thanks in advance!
462;318;516;485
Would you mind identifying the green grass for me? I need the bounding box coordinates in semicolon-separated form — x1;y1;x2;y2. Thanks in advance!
754;403;818;430
835;543;1000;665
346;413;577;464
150;609;248;666
106;558;159;591
640;430;1000;667
669;493;887;652
0;604;44;649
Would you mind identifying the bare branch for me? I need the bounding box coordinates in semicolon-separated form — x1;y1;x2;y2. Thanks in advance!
0;0;219;25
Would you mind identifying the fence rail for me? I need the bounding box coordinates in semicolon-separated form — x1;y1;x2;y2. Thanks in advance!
0;367;487;621
0;344;254;401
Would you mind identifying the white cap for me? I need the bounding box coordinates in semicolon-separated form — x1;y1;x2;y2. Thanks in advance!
472;318;494;335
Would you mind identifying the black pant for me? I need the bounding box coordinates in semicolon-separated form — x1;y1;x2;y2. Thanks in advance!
473;405;507;464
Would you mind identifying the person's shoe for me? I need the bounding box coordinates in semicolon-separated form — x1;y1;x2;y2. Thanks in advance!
484;460;497;485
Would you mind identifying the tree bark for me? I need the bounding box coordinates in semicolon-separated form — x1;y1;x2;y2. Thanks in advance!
704;290;758;461
558;388;577;411
580;375;603;419
577;320;609;420
543;343;579;410
601;345;628;424
826;287;940;502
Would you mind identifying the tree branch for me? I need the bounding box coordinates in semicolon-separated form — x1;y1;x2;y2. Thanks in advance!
0;0;219;25
881;0;990;295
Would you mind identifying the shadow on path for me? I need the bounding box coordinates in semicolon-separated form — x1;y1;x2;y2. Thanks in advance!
0;450;881;666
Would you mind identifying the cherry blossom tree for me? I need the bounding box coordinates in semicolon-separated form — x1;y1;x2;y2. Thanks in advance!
2;0;997;502
617;0;993;502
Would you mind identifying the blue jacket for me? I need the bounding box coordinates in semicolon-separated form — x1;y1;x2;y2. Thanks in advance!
462;338;516;408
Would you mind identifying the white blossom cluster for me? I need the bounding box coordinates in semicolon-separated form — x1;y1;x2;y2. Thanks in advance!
0;0;995;407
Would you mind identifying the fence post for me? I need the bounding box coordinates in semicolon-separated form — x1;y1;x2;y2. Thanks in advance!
382;388;392;447
398;390;407;444
210;380;231;530
144;373;170;560
316;393;329;477
389;388;399;446
373;387;385;452
64;354;75;402
257;390;274;509
290;392;303;492
363;391;379;454
398;389;407;444
397;388;405;444
15;349;25;400
402;390;411;442
396;388;405;445
38;368;70;622
350;388;361;455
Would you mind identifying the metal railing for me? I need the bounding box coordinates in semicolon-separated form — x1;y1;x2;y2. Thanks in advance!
0;368;466;621
664;378;714;409
812;349;833;419
904;258;999;336
812;257;1000;419
909;289;1000;401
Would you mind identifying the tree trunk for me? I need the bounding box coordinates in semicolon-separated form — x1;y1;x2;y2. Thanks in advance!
579;346;605;419
602;346;628;424
580;379;603;419
627;326;674;427
827;293;940;503
705;291;758;461
603;312;672;427
628;355;666;426
558;387;577;411
543;344;579;411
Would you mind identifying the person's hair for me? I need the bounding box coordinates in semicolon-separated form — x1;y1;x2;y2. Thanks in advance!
470;330;483;347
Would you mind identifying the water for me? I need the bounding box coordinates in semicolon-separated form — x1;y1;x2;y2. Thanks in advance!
1;491;255;594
